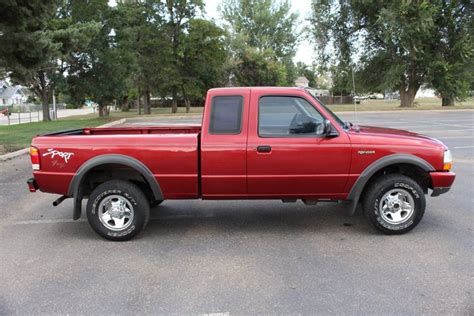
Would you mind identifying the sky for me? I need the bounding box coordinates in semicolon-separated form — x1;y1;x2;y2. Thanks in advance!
108;0;315;65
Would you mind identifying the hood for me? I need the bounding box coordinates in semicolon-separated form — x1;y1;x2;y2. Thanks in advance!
349;125;446;148
358;125;426;137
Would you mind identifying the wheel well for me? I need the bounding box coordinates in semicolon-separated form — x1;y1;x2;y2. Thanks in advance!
361;163;432;199
79;163;155;202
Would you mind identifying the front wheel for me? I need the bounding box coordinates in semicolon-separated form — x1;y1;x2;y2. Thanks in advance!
86;180;150;241
362;174;426;235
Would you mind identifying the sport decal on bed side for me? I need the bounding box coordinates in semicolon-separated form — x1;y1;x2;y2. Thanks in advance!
42;148;74;163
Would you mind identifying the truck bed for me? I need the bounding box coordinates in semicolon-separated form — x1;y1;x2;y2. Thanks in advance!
44;125;202;136
32;125;201;199
84;125;201;135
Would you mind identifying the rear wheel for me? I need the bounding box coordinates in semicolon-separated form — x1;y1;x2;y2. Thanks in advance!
86;180;150;241
362;174;425;235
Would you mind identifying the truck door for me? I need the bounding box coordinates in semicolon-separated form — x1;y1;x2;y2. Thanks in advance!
200;88;250;198
246;90;351;199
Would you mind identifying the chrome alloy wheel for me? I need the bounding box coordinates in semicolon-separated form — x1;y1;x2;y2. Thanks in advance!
98;195;134;231
379;188;415;225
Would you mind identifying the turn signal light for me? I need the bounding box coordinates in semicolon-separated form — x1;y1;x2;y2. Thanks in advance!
30;146;40;170
443;150;452;171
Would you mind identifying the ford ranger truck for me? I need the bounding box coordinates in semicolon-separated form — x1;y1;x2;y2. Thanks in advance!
27;87;455;241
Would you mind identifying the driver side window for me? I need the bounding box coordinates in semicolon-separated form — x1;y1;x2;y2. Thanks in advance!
258;96;325;137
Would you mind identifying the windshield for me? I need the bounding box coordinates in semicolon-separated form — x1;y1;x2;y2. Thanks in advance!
306;90;347;129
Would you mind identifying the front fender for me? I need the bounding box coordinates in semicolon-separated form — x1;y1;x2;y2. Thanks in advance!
346;154;435;215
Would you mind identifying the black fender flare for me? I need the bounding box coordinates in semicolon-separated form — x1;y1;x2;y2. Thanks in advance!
68;154;163;220
346;154;434;215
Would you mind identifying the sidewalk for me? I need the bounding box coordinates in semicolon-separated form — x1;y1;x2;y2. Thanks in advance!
0;108;95;126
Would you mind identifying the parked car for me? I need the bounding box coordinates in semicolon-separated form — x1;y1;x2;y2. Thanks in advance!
27;87;455;240
353;95;368;104
0;108;11;116
368;93;384;99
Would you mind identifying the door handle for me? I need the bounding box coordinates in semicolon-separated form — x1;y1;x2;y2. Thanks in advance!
257;145;272;153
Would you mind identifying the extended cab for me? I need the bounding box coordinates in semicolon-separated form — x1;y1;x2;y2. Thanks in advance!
27;87;455;240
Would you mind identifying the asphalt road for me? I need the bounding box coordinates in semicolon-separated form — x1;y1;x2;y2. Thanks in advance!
1;110;473;314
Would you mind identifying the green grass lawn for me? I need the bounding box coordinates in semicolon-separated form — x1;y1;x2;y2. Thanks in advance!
0;117;115;154
64;107;204;121
1;98;473;155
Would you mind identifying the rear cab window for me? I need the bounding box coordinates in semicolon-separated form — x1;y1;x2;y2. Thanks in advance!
209;96;243;134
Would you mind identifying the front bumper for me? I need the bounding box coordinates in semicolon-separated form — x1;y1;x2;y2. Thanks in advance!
429;171;455;197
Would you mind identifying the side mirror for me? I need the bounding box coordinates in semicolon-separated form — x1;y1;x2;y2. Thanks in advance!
323;119;333;135
289;114;317;134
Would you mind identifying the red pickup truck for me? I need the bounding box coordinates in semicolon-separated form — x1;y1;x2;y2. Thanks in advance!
27;87;455;240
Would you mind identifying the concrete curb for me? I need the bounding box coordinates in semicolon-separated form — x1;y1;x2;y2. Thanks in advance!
96;118;127;127
0;148;29;161
0;118;127;162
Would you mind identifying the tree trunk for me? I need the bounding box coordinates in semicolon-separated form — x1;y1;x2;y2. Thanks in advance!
121;96;129;112
182;85;190;113
442;95;455;106
184;97;190;113
171;87;178;113
41;94;51;122
399;84;419;108
138;93;142;115
143;90;151;115
34;71;51;122
98;104;109;117
146;91;151;114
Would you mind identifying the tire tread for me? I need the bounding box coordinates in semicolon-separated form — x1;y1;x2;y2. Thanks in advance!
362;174;426;235
86;180;150;241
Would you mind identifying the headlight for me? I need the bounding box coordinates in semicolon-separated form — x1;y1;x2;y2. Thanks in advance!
443;150;452;171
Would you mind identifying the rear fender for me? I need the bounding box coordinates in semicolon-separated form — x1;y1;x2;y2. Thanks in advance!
68;154;163;220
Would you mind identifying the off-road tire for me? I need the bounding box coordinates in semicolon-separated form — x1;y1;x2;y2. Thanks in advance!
86;180;150;241
362;174;425;235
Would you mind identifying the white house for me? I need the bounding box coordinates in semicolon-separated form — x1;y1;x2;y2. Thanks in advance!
415;86;436;98
307;88;330;97
0;80;28;105
294;76;309;88
384;86;437;100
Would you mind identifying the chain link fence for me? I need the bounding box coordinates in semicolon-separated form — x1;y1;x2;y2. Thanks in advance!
0;103;53;125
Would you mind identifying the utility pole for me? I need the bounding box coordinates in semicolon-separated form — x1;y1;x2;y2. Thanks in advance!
52;89;57;120
352;66;357;125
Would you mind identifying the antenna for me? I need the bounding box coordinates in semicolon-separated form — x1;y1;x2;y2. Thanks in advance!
351;65;358;127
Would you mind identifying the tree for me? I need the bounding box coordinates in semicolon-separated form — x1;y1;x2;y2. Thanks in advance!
0;1;57;121
181;19;227;110
309;0;471;107
221;0;298;59
296;62;316;87
234;47;287;86
429;0;473;106
221;0;299;86
114;1;171;114
0;0;99;121
165;0;203;113
66;0;133;116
